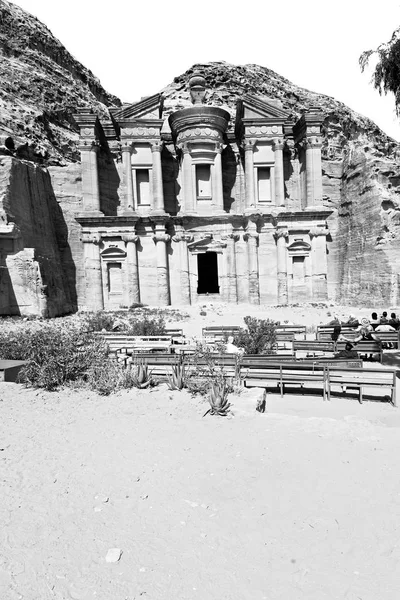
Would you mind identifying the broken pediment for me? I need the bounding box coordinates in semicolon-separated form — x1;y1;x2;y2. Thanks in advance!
187;235;227;254
237;95;289;122
111;93;164;121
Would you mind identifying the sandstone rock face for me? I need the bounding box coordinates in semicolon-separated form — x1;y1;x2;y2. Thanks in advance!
0;156;75;316
1;0;400;312
0;0;121;165
163;63;400;307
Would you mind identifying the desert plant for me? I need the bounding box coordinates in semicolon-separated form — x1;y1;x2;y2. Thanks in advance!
166;363;187;391
130;359;155;389
203;381;231;417
234;316;277;355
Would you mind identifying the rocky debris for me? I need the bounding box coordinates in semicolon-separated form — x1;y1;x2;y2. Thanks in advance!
105;548;122;563
0;0;121;165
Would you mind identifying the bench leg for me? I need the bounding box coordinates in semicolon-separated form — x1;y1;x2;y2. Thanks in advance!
359;386;363;404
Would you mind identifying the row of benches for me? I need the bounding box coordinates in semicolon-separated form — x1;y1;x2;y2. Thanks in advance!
106;352;397;406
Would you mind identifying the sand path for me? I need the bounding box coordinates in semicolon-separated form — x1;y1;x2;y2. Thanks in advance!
1;380;400;600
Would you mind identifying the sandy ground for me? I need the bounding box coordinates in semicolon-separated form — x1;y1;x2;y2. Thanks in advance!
2;303;400;600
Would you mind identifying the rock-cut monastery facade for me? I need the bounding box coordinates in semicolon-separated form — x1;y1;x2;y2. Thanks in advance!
73;72;330;310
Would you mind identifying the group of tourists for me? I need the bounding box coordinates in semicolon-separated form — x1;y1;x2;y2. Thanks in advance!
326;310;399;357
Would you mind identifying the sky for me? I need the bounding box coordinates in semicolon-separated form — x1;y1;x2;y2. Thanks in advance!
10;0;400;141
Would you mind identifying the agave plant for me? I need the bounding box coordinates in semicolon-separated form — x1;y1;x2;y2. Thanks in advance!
203;381;231;417
130;359;154;389
166;363;187;391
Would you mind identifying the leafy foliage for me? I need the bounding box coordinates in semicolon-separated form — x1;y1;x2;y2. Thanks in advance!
233;316;277;355
360;28;400;115
0;321;109;391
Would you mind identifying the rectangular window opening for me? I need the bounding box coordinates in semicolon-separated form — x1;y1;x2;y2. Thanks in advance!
292;256;305;284
196;165;211;199
257;167;271;202
136;169;150;205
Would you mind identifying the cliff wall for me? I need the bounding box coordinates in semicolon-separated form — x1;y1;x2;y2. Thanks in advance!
1;0;400;311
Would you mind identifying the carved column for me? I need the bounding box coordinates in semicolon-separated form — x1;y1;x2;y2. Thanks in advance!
245;220;260;304
213;143;224;213
272;138;285;207
151;141;165;214
172;231;193;304
235;233;249;303
122;233;140;305
310;227;328;300
274;230;288;305
82;232;103;310
78;142;101;214
181;143;195;214
122;143;135;213
153;222;170;305
244;139;256;211
305;136;323;206
222;233;239;303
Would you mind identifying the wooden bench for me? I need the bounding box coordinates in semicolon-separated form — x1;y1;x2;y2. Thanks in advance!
244;362;329;400
318;326;400;348
165;328;185;343
274;332;295;352
0;359;28;382
293;340;336;356
317;325;359;340
276;325;306;339
98;334;173;355
335;340;383;362
326;366;398;405
201;326;242;341
244;362;398;405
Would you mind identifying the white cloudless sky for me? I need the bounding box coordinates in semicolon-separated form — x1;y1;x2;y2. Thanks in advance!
10;0;400;141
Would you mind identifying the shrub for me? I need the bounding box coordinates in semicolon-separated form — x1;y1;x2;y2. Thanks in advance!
234;316;277;355
84;312;115;332
0;321;109;391
125;315;166;336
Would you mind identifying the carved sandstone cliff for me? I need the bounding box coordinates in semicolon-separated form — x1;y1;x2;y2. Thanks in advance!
163;63;400;306
1;0;400;311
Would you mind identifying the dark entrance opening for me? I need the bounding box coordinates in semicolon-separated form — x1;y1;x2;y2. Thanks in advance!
197;252;219;294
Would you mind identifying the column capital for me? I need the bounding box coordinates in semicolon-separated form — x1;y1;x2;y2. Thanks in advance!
221;232;240;242
244;231;259;241
273;229;289;241
77;140;100;152
305;136;323;149
151;140;164;153
172;233;194;243
121;233;139;244
153;233;170;244
180;142;191;155
121;142;132;153
244;138;256;151
309;227;329;238
81;232;102;245
272;137;285;151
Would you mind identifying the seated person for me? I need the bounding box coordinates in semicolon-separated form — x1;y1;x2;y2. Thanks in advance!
380;311;389;324
334;342;359;359
225;336;244;355
324;314;342;340
342;318;380;344
344;314;359;328
370;312;379;329
375;321;396;332
389;312;400;330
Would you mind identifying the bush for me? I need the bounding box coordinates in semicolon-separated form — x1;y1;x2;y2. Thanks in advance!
0;321;109;391
234;316;277;355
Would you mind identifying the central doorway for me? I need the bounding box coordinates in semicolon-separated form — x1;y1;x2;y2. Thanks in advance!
197;252;219;294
